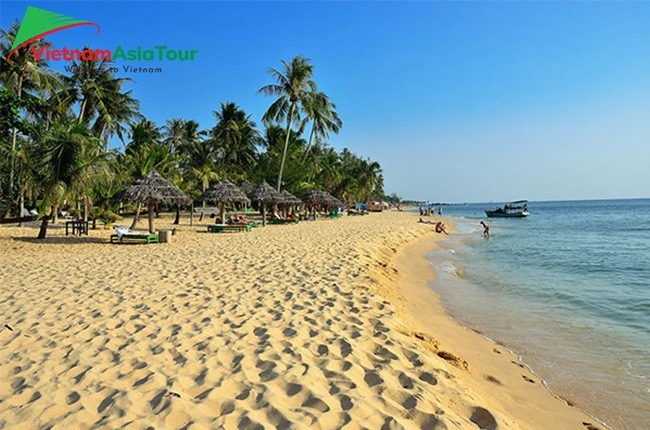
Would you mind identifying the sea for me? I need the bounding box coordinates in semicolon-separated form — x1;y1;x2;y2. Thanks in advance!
421;199;650;430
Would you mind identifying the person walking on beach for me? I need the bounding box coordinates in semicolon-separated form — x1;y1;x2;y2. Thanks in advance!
480;221;490;239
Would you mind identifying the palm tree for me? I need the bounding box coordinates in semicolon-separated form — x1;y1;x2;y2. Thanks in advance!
123;120;175;228
210;102;261;177
300;91;342;158
63;54;140;146
258;55;316;191
125;119;162;156
162;118;186;152
1;21;57;207
30;120;108;238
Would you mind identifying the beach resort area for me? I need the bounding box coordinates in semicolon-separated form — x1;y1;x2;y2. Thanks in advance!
3;1;649;429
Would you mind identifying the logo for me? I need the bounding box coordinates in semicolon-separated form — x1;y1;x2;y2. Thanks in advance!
7;6;198;73
8;6;100;65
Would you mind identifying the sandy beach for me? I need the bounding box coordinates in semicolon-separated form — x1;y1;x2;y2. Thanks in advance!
0;211;602;429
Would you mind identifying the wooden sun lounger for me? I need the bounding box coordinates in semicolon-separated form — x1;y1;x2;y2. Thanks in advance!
207;224;252;233
229;221;260;228
268;218;299;225
110;233;159;244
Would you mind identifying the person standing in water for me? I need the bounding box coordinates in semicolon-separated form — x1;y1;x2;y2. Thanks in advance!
480;221;490;239
438;207;443;216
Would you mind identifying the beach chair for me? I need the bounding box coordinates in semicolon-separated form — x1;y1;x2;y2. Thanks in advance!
110;226;159;244
228;219;260;228
207;224;252;233
268;218;299;225
329;210;342;219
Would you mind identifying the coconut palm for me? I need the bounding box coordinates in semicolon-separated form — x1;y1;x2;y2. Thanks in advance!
211;102;261;177
162;118;186;152
258;55;316;191
0;21;58;204
30;120;109;238
62;54;140;145
300;91;342;158
125;120;162;155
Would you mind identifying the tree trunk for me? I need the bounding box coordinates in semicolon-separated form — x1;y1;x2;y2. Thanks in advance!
173;204;180;224
303;124;316;160
262;204;267;226
52;205;58;224
220;202;225;225
276;103;295;192
78;98;88;123
37;215;50;239
147;201;155;233
83;195;89;222
130;203;141;229
17;187;25;227
190;205;194;226
9;74;25;213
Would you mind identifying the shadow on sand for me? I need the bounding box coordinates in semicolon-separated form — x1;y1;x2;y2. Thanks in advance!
12;236;108;245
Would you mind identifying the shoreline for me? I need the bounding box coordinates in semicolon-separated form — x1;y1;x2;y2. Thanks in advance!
0;212;607;428
381;226;607;430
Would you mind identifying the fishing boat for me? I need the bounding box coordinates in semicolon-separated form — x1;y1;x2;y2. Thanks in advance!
485;200;529;218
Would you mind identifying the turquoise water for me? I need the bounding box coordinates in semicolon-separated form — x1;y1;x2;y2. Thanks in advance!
423;199;650;430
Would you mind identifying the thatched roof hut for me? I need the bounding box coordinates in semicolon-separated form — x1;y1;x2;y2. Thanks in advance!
302;189;331;205
199;179;250;224
249;181;284;226
239;180;254;195
323;192;343;208
280;190;302;205
111;170;191;233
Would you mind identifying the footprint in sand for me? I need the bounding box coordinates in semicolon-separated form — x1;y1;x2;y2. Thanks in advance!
364;370;384;387
418;372;438;386
484;375;502;385
521;375;535;384
470;406;498;430
67;391;81;405
398;372;414;389
339;394;353;411
301;395;330;413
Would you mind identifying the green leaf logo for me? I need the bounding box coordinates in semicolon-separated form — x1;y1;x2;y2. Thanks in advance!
8;6;100;65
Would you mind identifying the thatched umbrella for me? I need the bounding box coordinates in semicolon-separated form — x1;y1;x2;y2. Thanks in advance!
248;180;284;226
199;179;250;224
280;190;302;205
239;180;254;195
279;189;302;217
111;170;191;233
302;189;332;220
239;180;254;213
323;192;343;208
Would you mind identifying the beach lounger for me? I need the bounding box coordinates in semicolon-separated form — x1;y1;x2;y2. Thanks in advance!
207;224;252;233
110;226;159;244
268;218;299;225
229;220;260;228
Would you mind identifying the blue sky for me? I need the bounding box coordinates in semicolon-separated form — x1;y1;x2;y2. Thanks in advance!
2;1;650;202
